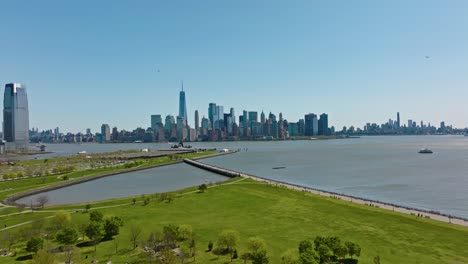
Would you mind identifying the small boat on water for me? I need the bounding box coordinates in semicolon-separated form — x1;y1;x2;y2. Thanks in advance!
272;166;286;170
77;151;87;154
418;148;433;154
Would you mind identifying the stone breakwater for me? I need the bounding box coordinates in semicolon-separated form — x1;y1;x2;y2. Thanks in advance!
183;158;468;227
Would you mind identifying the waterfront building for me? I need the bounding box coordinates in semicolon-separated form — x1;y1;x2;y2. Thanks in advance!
86;128;91;136
165;115;175;132
397;112;400;128
151;115;163;130
214;105;224;129
179;82;188;124
260;111;266;124
3;83;29;149
408;120;413;128
318;113;329;135
177;116;185;141
288;122;299;136
304;113;317;136
194;110;200;132
242;110;248;130
112;127;119;141
208;103;217;128
101;124;111;142
248;111;258;123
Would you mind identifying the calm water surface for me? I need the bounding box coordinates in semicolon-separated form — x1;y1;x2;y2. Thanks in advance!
17;163;227;205
15;136;468;218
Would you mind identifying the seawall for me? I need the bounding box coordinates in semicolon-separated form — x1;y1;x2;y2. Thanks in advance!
183;158;468;227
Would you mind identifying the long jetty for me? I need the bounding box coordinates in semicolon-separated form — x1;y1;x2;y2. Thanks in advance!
183;158;468;227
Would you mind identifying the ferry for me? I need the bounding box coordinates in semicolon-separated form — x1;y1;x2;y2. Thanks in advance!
77;151;87;154
418;148;433;154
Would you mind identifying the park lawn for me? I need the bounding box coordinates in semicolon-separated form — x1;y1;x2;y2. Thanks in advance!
2;178;467;263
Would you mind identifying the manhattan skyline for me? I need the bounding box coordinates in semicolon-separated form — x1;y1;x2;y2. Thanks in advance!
2;1;468;132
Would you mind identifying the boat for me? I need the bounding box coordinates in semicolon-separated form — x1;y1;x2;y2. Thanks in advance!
272;166;286;170
418;148;433;154
77;151;87;154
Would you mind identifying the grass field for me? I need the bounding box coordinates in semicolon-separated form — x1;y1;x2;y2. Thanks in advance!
1;178;468;263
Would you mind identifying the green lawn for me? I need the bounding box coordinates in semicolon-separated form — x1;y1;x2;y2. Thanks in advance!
1;178;467;263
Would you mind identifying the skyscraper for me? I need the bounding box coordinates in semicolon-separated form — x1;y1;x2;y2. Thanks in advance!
179;82;187;124
396;112;400;129
3;83;29;149
101;124;110;142
194;110;200;132
151;115;163;130
318;113;329;135
208;103;217;128
304;113;317;136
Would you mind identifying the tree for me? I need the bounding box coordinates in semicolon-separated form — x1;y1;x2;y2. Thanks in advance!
345;241;361;259
299;249;319;264
163;224;179;246
104;216;124;240
31;219;45;236
281;249;297;264
299;240;313;254
56;227;79;246
0;231;16;252
85;204;91;212
112;237;120;254
85;222;104;251
177;224;193;241
89;210;104;222
247;236;266;253
147;231;163;248
132;198;137;205
26;236;44;253
251;250;269;264
32;249;55;264
36;195;49;208
51;211;71;232
207;240;214;252
198;183;207;193
158;247;177;264
63;246;80;264
217;229;240;262
129;223;142;249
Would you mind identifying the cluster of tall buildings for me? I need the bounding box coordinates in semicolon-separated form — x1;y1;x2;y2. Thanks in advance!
95;85;331;143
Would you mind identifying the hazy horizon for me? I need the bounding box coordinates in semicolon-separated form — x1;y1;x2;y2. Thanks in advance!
2;1;468;132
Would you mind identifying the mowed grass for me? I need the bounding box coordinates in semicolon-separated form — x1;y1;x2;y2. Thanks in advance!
3;179;467;263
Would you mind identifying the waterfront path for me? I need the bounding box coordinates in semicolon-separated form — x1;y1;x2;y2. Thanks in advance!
183;158;468;227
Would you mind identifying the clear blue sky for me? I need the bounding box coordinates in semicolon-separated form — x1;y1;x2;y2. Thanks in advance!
1;1;468;132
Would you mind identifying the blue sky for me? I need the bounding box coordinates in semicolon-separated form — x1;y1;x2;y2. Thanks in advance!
1;1;468;132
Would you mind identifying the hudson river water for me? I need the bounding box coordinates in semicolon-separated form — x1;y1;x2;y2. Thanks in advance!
15;136;468;218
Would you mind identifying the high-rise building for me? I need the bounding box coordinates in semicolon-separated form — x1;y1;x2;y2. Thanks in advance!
112;127;119;141
230;108;235;124
3;83;29;149
396;112;400;128
318;113;329;135
194;110;200;132
304;113;317;136
151;115;163;130
86;128;91;136
408;120;413;128
165;115;175;132
248;111;258;123
101;124;111;142
214;105;224;129
260;111;266;124
208;103;217;128
179;82;187;124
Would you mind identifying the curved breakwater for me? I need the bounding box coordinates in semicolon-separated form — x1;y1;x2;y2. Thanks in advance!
183;158;468;227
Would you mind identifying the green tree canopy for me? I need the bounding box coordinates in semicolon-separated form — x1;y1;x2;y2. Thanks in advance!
26;237;44;253
56;227;79;246
89;210;104;222
103;216;124;239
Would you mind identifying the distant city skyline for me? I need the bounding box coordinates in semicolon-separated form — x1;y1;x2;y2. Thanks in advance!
2;1;468;131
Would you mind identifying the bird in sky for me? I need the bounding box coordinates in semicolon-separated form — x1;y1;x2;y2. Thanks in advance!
425;56;430;59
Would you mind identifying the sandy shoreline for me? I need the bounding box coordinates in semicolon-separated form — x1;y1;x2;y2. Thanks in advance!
184;158;468;227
